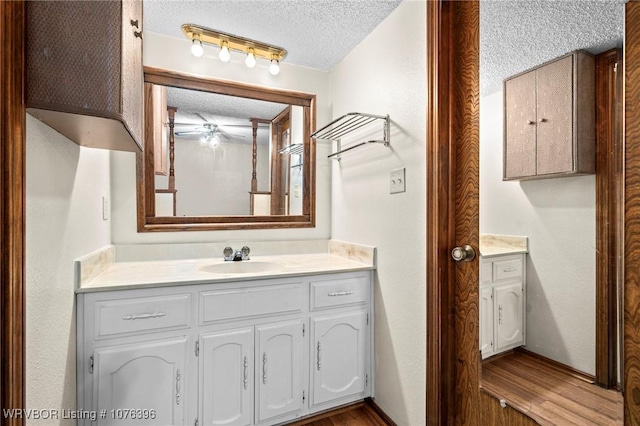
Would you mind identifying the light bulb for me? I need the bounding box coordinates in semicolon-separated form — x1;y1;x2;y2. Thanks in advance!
219;41;231;62
191;38;204;57
269;58;280;75
245;49;256;68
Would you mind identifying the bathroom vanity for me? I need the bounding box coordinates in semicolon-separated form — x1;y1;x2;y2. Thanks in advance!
75;249;374;426
479;235;528;360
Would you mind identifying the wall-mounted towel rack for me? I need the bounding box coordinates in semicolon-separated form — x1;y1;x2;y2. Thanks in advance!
311;112;390;160
278;143;304;156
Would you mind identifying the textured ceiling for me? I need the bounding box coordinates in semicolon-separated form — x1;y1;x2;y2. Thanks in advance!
480;0;624;95
144;0;403;71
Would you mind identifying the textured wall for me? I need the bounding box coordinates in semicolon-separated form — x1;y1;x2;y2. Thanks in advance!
480;91;596;374
110;31;332;244
328;1;427;424
26;115;112;424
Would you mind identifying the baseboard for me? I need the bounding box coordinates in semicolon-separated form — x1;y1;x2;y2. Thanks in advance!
515;347;596;383
365;397;397;426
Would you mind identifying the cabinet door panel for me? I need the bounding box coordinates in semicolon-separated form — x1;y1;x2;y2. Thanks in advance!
504;71;537;179
256;321;303;423
480;286;494;358
311;311;366;406
536;55;574;175
93;336;189;426
121;0;143;145
494;282;524;352
200;328;253;426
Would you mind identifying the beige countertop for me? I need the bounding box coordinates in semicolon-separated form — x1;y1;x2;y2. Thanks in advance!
76;253;375;293
479;234;528;258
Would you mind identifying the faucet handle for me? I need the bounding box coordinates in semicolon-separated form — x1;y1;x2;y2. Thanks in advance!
241;246;251;260
223;247;234;259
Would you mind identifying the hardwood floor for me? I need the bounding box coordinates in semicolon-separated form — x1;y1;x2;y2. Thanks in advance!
289;402;390;426
482;351;623;425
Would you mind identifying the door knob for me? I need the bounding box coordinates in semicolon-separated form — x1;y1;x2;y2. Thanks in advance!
451;245;476;262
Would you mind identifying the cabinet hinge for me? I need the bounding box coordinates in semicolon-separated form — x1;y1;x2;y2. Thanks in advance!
302;323;305;337
366;313;369;326
365;374;369;387
195;341;199;357
302;390;306;403
194;419;199;426
89;355;94;374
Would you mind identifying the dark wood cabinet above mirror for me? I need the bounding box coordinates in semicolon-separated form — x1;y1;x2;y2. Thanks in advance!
137;67;316;232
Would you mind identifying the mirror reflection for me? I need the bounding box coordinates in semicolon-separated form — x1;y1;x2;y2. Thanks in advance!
138;67;316;231
479;0;624;421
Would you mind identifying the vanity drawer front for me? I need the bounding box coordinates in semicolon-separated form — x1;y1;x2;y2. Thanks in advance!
95;294;191;339
311;277;369;310
200;284;303;324
493;257;523;282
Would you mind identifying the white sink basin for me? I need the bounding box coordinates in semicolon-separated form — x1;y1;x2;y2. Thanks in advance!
200;261;283;274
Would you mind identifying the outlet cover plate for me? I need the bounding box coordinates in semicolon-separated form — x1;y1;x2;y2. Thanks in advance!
390;168;406;194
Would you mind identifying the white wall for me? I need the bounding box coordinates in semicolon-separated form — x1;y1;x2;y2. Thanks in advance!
480;91;596;375
111;32;332;244
328;1;426;424
26;115;112;424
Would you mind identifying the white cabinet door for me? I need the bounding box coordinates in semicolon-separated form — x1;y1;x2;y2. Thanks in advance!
480;286;494;358
494;282;524;352
200;328;253;426
255;320;303;423
311;310;366;406
93;336;189;426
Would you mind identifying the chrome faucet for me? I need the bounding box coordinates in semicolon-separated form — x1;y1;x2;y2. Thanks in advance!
223;246;250;261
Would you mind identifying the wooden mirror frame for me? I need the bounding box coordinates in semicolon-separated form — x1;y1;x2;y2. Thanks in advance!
137;67;316;232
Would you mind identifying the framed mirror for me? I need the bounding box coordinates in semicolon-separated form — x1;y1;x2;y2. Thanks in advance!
136;67;316;231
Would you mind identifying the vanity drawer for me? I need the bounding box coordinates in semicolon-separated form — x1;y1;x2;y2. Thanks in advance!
310;276;369;310
94;294;191;339
200;284;303;324
493;257;523;282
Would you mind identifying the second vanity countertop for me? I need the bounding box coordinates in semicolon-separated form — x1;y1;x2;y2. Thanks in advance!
77;252;375;293
479;234;529;258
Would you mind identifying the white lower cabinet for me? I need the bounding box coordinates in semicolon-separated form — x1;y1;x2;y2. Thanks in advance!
479;254;526;359
77;271;372;426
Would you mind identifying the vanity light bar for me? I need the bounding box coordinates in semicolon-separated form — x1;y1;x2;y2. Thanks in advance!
181;24;287;73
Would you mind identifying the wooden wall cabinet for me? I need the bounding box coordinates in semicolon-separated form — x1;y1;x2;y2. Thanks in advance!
77;271;373;426
503;51;595;180
151;85;169;175
26;0;143;152
480;254;526;359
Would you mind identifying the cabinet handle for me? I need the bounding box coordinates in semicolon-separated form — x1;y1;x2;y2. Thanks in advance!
122;312;166;321
243;356;248;390
328;291;354;297
498;305;503;325
503;267;517;273
539;118;547;123
526;120;535;125
317;342;321;371
175;368;181;406
262;352;267;385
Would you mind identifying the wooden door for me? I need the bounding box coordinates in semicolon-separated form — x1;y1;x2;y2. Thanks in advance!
93;336;189;426
200;328;253;426
494;282;524;352
535;55;574;175
255;320;303;423
504;71;537;179
311;311;367;406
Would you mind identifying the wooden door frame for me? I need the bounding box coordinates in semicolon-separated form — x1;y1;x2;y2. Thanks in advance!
426;0;635;424
1;1;26;424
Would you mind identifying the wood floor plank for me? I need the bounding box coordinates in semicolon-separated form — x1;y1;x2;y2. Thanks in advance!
482;352;623;425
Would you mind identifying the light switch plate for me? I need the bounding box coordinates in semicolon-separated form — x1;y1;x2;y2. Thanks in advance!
390;168;406;194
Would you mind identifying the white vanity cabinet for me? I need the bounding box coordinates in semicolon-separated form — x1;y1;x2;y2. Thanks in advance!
77;271;373;426
480;254;526;359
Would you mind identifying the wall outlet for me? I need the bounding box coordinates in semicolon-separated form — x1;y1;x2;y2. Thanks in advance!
390;168;406;194
102;196;110;221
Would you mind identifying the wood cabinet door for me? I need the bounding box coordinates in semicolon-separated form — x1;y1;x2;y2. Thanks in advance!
200;328;253;426
480;286;494;358
536;55;574;175
120;0;143;146
494;282;524;352
93;336;189;426
311;311;367;406
504;71;537;179
255;320;303;423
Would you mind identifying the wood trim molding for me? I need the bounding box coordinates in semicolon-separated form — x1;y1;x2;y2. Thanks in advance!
364;397;398;426
625;1;640;421
0;1;26;422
